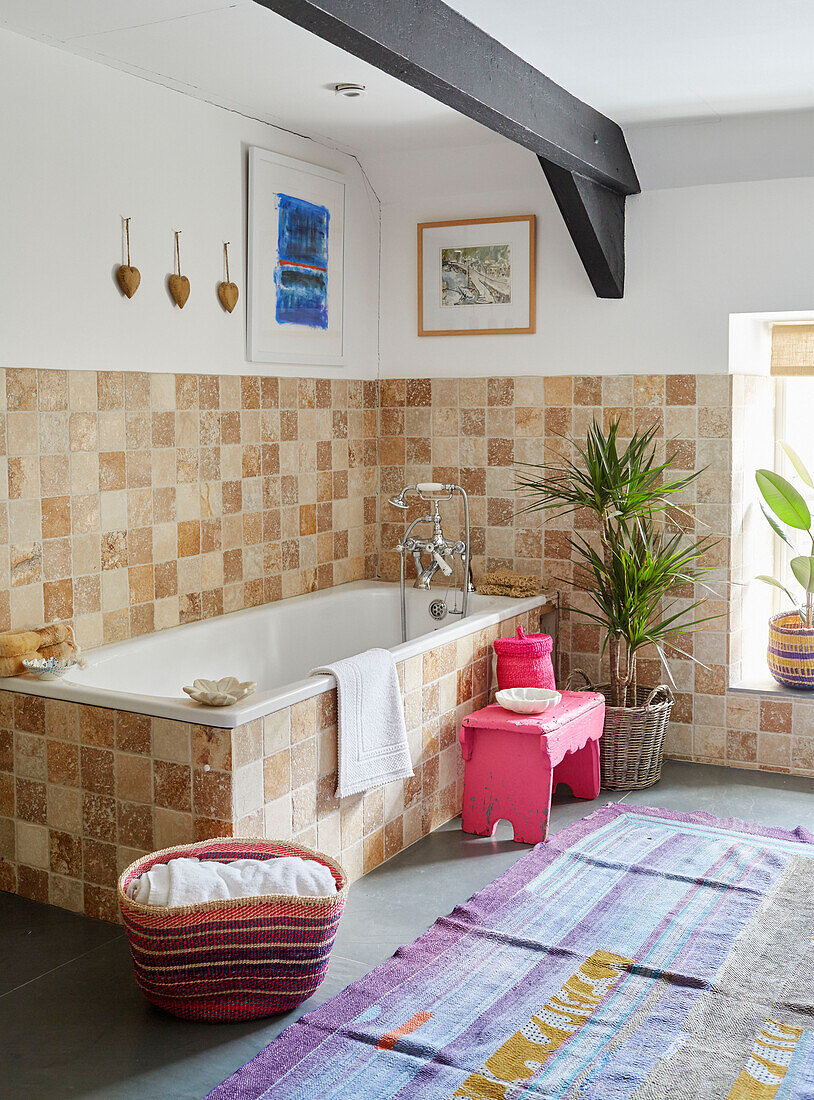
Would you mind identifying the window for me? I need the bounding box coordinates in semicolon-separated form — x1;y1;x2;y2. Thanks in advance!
771;325;814;615
773;377;814;611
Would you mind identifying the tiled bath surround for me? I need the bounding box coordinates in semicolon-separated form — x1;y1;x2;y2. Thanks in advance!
0;607;539;920
0;368;379;646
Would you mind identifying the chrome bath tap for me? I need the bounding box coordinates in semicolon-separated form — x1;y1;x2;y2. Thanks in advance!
402;502;463;589
388;483;474;642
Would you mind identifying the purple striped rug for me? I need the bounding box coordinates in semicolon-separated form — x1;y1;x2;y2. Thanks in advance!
207;804;814;1099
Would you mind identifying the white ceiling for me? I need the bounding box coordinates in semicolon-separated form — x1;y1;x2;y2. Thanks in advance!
449;0;814;123
0;0;496;154
4;0;814;158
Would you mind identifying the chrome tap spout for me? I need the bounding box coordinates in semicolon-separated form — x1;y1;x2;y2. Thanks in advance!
416;561;440;589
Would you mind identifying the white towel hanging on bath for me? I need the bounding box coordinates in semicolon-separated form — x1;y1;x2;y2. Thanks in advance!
312;647;413;798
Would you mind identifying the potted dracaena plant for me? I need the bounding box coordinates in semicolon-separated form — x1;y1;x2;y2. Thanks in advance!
756;443;814;688
515;417;719;790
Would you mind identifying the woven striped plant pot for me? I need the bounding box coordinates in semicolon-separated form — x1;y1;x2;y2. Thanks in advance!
118;837;348;1022
767;611;814;689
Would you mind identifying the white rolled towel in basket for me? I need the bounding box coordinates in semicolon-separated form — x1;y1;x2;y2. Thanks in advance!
128;855;337;907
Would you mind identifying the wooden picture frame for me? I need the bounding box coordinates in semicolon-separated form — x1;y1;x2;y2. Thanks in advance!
417;214;536;336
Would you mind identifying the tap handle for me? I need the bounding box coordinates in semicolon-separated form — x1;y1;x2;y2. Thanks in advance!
432;551;453;576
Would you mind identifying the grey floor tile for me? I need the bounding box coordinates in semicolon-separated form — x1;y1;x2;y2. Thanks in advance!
0;934;369;1100
0;892;122;997
622;760;814;832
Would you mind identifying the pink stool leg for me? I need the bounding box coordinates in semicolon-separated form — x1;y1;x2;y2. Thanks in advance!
464;778;552;836
512;761;553;843
552;738;601;800
461;793;498;838
461;763;553;844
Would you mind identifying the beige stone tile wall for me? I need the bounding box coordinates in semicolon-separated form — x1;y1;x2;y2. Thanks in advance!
0;369;379;648
0;606;541;920
0;689;234;920
377;373;814;779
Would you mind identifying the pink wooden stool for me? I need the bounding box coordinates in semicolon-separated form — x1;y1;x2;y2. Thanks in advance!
459;691;605;844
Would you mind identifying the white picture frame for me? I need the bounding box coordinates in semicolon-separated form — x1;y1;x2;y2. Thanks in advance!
248;147;346;366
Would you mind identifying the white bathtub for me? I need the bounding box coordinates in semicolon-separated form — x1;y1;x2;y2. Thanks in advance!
5;581;553;728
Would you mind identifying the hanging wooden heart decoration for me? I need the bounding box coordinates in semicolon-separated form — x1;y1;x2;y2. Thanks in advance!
118;266;141;298
217;242;239;313
116;217;141;298
169;274;190;308
218;282;238;312
169;230;190;308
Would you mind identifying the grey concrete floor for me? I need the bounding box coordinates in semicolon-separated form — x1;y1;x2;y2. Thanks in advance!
1;761;813;1099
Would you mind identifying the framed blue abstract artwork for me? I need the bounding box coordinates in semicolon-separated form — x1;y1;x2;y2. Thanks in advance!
248;148;345;366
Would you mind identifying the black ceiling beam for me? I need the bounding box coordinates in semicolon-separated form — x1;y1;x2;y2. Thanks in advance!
539;158;627;298
254;0;639;296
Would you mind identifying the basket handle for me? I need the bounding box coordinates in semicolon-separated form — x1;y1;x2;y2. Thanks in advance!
645;684;674;707
566;668;595;691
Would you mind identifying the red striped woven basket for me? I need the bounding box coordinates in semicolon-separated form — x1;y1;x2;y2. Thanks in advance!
117;837;348;1022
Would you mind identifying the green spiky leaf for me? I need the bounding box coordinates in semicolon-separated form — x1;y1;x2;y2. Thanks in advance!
755;469;811;530
780;441;814;488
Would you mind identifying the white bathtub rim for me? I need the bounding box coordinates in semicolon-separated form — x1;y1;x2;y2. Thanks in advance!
0;581;555;729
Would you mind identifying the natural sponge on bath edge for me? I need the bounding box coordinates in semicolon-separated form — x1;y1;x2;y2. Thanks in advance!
0;623;76;676
0;631;42;658
0;652;40;677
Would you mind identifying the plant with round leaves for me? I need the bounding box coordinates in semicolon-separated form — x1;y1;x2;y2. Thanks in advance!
755;443;814;626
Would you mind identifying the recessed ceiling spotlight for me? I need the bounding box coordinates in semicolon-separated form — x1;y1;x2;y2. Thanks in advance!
334;82;367;98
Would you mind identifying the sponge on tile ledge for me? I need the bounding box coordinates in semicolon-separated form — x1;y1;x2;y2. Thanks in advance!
0;651;40;677
0;623;75;676
0;622;70;657
0;630;42;657
476;569;545;598
36;623;71;649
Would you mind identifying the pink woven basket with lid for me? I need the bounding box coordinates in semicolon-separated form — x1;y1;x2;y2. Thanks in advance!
117;836;348;1022
494;626;556;690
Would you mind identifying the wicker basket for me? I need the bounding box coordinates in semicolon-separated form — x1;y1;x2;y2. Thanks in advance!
117;836;348;1022
568;670;674;791
494;627;555;691
767;610;814;689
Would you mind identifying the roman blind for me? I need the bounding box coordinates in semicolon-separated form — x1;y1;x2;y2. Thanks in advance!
771;324;814;376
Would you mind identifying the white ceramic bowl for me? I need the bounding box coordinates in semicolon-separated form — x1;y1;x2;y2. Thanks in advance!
495;688;561;715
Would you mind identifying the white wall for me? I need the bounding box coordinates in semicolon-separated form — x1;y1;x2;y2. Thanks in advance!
372;142;814;377
6;25;814;385
627;108;814;192
0;29;380;378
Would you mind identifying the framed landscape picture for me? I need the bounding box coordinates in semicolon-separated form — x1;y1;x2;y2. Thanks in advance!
417;214;536;336
248;147;345;366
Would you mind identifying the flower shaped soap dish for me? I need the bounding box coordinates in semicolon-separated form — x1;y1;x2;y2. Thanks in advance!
183;677;257;707
22;656;84;681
